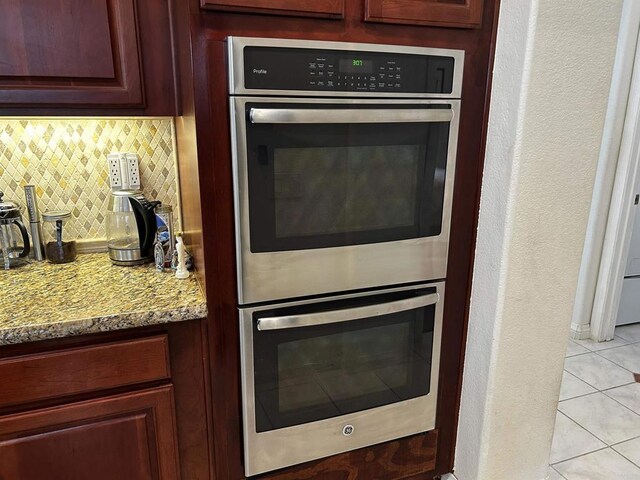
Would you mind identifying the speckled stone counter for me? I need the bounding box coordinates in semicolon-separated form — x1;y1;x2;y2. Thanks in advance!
0;254;207;345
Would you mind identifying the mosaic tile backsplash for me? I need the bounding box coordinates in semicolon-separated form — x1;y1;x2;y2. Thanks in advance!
0;118;180;243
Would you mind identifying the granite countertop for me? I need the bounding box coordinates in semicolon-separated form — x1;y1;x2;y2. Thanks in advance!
0;254;207;346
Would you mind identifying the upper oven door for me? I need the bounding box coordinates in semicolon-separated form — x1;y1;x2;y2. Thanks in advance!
231;97;460;304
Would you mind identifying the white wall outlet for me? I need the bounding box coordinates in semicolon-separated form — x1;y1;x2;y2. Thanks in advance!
126;153;141;189
107;153;122;189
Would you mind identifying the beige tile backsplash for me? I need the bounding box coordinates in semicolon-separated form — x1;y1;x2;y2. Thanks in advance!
0;118;181;245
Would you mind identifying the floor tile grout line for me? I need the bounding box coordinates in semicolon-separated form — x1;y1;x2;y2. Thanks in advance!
558;369;598;401
572;336;631;351
557;396;640;446
558;389;599;403
611;440;640;470
562;361;634;392
550;445;610;467
565;351;590;359
557;382;640;446
552;445;640;474
554;409;611;448
610;432;640;447
550;465;568;480
592;348;638;373
600;387;640;418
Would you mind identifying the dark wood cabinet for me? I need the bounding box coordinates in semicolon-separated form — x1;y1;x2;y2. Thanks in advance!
0;0;176;114
0;387;180;480
0;321;212;480
365;0;484;28
200;0;346;19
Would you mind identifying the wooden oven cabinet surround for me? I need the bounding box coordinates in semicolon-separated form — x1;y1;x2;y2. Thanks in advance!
200;0;484;28
0;320;212;480
174;0;501;478
0;0;177;115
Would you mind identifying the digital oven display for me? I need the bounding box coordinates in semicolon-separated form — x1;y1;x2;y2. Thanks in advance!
339;58;373;74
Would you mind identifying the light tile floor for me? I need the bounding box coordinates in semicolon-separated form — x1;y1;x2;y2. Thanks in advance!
549;324;640;479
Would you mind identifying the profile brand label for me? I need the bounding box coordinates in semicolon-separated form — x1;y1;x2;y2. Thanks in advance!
253;68;268;75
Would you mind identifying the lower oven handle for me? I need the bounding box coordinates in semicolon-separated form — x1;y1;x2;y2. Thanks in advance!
249;108;453;124
256;292;440;331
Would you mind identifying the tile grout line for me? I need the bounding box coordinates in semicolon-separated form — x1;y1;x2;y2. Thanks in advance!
557;391;640;446
550;444;610;467
611;440;640;470
553;410;609;455
600;387;640;419
593;346;639;372
562;363;635;393
551;465;568;480
554;447;640;476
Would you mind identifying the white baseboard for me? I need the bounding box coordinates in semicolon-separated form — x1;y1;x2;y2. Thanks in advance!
570;322;591;340
441;474;458;480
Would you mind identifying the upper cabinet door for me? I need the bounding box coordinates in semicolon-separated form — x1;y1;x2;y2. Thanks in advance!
200;0;346;19
0;0;143;107
365;0;484;28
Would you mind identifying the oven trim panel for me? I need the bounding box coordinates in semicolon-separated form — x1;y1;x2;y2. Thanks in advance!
228;36;465;99
231;97;461;305
239;282;445;477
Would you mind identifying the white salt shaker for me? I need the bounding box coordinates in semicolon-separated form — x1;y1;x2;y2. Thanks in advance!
175;236;190;280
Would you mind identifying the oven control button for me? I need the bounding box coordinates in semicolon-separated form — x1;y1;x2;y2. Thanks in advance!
343;425;354;436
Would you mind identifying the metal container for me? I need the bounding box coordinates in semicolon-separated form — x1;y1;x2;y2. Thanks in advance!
42;211;77;264
24;185;46;261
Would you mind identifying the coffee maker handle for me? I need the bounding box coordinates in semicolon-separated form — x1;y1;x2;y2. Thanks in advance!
15;220;31;258
129;196;159;258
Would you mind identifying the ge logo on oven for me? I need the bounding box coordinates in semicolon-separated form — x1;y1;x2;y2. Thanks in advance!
342;425;354;436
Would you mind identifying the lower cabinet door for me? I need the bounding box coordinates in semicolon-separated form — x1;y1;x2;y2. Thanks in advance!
0;386;180;480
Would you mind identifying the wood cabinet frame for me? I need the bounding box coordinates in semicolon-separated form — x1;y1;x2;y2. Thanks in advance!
365;0;484;29
200;0;346;19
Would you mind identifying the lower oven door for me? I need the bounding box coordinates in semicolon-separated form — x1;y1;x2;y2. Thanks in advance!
240;282;444;476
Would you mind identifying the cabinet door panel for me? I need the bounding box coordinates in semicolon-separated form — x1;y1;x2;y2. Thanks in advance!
200;0;345;19
0;387;179;480
365;0;484;28
0;0;143;106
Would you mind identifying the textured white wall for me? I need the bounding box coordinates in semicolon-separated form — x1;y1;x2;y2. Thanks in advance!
455;1;623;479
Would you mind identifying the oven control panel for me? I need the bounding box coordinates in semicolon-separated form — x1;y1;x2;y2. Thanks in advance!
242;46;457;95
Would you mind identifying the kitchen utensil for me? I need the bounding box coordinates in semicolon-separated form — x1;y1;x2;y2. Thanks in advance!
24;185;46;261
42;211;77;264
0;191;30;270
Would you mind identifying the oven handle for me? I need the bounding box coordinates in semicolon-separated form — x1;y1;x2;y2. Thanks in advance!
249;108;453;124
256;292;440;331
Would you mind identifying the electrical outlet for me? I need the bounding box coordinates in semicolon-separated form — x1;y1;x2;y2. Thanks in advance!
126;153;141;189
107;153;122;188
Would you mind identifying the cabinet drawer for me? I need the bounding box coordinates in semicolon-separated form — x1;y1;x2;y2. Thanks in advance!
0;336;171;408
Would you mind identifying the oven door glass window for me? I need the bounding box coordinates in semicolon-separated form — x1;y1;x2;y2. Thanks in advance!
245;104;452;252
252;288;436;432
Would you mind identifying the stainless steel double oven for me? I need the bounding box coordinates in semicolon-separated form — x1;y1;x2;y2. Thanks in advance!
228;37;463;476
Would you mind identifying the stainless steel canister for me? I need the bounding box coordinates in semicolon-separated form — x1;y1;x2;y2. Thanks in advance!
24;185;46;261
